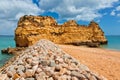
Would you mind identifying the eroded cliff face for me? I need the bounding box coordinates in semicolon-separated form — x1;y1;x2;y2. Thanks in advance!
15;15;107;47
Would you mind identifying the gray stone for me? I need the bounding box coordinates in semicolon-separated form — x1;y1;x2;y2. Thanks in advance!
31;61;39;66
17;60;24;65
49;60;56;67
79;64;89;71
17;65;25;72
40;60;49;66
35;72;47;80
71;71;86;79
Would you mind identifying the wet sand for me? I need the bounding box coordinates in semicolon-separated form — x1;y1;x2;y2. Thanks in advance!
59;45;120;80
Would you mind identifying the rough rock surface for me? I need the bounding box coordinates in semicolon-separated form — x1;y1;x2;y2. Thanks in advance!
0;39;107;80
1;47;25;55
15;15;107;47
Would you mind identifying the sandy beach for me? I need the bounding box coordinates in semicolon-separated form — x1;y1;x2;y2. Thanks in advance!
59;45;120;80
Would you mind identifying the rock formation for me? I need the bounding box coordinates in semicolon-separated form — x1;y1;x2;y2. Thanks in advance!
15;15;107;47
0;39;106;80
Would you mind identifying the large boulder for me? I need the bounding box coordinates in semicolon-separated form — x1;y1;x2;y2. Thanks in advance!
15;15;107;47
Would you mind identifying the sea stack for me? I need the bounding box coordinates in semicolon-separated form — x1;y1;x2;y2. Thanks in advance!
15;15;107;47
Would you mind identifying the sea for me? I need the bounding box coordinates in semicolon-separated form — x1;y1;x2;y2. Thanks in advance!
0;35;120;67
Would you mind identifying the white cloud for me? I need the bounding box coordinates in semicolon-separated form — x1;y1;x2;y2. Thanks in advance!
116;6;120;11
0;0;119;35
110;10;116;16
0;20;17;35
0;0;42;35
39;0;118;21
111;6;120;17
0;0;42;20
115;6;120;17
117;14;120;17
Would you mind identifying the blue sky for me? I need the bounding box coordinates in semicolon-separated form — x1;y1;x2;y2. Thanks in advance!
0;0;120;35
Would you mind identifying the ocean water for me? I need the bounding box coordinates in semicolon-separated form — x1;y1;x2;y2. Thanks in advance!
101;36;120;51
0;35;15;67
0;35;120;67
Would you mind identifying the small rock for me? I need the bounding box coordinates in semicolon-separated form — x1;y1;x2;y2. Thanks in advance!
79;64;89;71
90;76;97;80
58;75;71;80
32;53;38;57
31;61;39;66
17;77;25;80
55;65;61;72
17;70;26;77
65;70;71;75
52;74;59;80
0;74;7;80
47;77;53;80
35;72;47;80
7;71;13;78
25;69;34;77
17;60;24;65
26;78;35;80
25;64;32;69
36;68;42;73
71;77;78;80
13;73;20;80
17;65;25;72
32;65;38;74
49;60;56;67
71;71;86;79
60;68;67;75
40;60;49;66
26;58;32;64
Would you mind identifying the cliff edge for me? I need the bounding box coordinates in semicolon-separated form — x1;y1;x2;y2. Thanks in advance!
15;15;107;47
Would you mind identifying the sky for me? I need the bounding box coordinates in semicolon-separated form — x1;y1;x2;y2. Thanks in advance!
0;0;120;35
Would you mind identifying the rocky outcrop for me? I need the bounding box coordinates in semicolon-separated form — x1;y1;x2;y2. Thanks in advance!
15;15;107;47
1;47;25;55
0;40;106;80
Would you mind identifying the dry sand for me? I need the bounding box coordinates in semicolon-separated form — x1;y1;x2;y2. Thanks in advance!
59;45;120;80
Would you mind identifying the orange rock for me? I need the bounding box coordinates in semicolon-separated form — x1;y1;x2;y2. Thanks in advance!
13;73;20;80
15;15;107;47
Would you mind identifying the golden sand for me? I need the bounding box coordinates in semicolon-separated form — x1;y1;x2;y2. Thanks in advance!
59;45;120;80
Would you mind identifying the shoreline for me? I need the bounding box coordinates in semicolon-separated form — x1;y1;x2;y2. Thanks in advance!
0;44;120;79
0;40;105;80
0;51;22;72
59;45;120;80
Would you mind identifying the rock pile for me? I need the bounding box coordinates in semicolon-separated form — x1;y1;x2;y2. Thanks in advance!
15;15;107;47
0;40;106;80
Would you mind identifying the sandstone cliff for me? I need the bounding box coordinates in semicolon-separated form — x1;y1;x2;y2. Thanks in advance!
15;15;107;47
